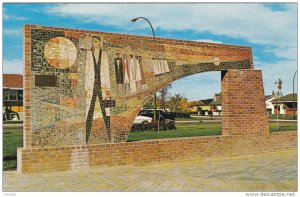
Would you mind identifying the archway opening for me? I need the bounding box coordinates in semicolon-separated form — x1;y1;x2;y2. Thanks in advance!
127;71;223;142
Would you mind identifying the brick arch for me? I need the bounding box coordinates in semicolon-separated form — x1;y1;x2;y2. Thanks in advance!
24;25;268;148
109;60;252;143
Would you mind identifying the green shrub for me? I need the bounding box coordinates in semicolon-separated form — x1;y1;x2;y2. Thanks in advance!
175;112;191;118
131;121;176;132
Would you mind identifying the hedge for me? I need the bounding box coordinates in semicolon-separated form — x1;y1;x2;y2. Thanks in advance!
131;121;176;132
174;112;191;118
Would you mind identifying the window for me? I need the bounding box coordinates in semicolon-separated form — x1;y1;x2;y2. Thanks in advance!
3;90;9;101
17;90;23;101
9;90;17;101
3;89;22;101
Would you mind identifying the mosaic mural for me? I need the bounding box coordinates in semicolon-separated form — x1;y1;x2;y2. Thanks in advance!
25;25;253;147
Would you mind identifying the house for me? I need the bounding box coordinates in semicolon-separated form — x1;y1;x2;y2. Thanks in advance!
188;93;222;116
272;93;297;115
265;95;276;114
210;95;222;115
188;100;204;113
187;99;213;115
198;99;213;115
3;74;23;114
213;93;221;102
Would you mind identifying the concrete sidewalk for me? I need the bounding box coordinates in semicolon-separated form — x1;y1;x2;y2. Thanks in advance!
3;150;297;192
269;119;297;122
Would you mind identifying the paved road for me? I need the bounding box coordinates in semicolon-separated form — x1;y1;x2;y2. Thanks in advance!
3;150;297;192
3;118;296;129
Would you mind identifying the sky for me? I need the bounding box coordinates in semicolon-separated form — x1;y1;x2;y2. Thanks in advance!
2;3;298;101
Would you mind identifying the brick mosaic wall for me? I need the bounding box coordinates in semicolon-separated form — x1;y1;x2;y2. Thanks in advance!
17;131;296;173
20;25;292;174
222;69;269;136
24;25;254;148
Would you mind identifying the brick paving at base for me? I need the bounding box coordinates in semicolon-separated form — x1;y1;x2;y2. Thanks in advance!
3;150;297;192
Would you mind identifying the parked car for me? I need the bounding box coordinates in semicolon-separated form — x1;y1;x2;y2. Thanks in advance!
133;115;152;124
138;109;176;122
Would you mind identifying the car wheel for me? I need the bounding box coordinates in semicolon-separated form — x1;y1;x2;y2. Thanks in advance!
141;120;148;125
140;120;149;132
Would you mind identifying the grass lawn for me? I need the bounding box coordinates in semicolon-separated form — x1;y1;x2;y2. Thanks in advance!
269;122;297;132
268;114;297;120
3;127;23;171
128;121;297;141
127;122;221;142
175;116;221;121
175;117;199;121
3;121;297;171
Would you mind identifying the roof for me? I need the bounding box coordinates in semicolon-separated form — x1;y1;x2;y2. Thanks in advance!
265;95;274;100
210;97;222;105
188;100;204;107
200;99;213;105
277;93;297;102
188;98;216;107
3;74;23;88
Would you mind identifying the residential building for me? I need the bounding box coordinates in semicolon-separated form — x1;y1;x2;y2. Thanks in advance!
213;93;221;102
265;95;276;114
210;96;222;115
3;74;23;113
188;100;204;113
272;93;297;115
198;99;213;115
187;99;213;115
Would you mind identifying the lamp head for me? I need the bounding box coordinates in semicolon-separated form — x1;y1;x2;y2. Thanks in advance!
131;18;138;22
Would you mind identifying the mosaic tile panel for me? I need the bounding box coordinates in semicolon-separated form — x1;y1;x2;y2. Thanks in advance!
25;25;254;147
35;75;57;87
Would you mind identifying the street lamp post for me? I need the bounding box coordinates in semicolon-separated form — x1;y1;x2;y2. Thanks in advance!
131;17;157;122
293;70;297;119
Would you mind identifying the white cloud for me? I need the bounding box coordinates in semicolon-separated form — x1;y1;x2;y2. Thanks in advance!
3;59;24;74
265;47;297;60
3;10;27;21
169;72;221;100
255;59;297;96
194;39;223;44
46;4;296;48
46;5;297;71
44;3;297;100
3;28;22;36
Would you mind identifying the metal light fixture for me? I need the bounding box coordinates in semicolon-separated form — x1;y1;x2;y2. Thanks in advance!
131;16;157;121
293;70;297;119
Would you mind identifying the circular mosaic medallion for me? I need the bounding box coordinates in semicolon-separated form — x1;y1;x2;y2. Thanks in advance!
213;57;221;66
44;37;77;69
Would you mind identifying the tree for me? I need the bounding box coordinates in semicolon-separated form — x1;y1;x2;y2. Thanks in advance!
167;93;183;112
179;97;189;112
273;78;283;130
143;96;154;109
282;104;287;117
158;85;172;110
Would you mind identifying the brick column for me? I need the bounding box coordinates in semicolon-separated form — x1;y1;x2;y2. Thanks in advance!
221;69;269;136
23;25;32;148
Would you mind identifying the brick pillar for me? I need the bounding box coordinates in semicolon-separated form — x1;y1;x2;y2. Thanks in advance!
221;69;269;136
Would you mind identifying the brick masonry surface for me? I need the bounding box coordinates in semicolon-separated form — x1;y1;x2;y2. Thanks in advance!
222;69;269;136
24;24;253;148
17;131;296;173
19;24;283;173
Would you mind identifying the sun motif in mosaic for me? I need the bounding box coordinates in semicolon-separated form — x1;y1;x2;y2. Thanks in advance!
44;37;77;69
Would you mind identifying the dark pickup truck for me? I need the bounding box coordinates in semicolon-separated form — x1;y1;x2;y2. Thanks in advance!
138;109;176;122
